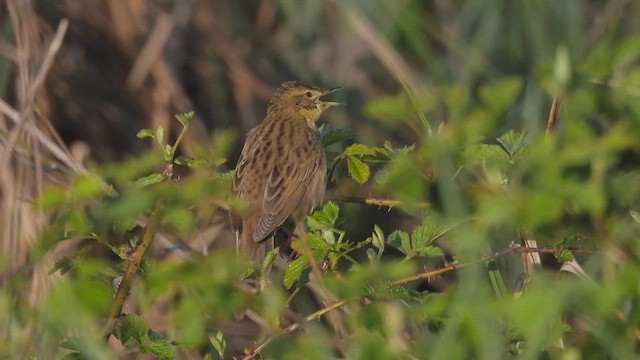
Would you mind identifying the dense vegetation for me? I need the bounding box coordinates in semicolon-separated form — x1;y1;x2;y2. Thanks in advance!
2;1;640;359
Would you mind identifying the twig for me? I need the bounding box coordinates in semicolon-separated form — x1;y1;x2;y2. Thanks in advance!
106;215;158;330
0;19;69;169
241;298;352;360
395;246;597;285
545;95;563;135
334;195;429;209
241;245;597;359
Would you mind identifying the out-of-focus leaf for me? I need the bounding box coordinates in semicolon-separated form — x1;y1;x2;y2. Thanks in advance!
175;111;194;127
320;124;356;146
174;156;209;169
135;173;166;188
155;126;165;145
136;129;155;139
284;256;309;289
209;331;226;359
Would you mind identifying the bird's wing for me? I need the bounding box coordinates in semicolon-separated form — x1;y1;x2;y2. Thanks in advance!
233;128;258;193
252;151;323;242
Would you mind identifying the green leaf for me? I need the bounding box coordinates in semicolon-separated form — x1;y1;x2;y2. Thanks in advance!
344;143;377;157
116;314;148;347
387;230;411;256
262;247;279;272
136;128;155;139
346;156;370;184
72;175;104;200
164;144;173;160
479;77;524;114
555;249;575;263
496;130;528;159
174;156;209;169
554;45;571;91
142;339;176;360
37;186;67;209
155;126;165;145
307;202;340;230
175;111;195;127
320;124;356;146
411;223;445;249
371;225;385;253
209;331;226;359
383;141;414;155
284;256;310;289
135;173;166;188
415;246;444;257
49;257;75;275
113;218;137;235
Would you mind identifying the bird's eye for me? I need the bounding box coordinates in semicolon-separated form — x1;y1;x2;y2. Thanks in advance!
304;91;313;98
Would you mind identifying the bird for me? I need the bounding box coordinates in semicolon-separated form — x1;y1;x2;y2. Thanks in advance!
233;81;341;264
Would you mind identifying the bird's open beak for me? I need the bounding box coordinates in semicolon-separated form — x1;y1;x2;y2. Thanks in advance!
319;87;344;110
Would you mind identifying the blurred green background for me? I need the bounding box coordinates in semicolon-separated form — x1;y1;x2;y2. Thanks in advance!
2;0;640;359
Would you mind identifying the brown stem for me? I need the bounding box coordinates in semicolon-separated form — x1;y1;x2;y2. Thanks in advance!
395;246;597;285
545;95;563;135
334;195;429;209
241;245;596;359
106;215;158;329
241;298;352;360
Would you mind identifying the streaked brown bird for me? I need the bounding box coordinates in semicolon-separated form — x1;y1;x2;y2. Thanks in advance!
233;81;341;263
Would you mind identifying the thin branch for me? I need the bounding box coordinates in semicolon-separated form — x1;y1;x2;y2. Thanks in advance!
395;246;598;285
106;215;158;329
241;245;598;359
334;195;429;209
0;19;69;169
241;298;353;360
545;95;563;135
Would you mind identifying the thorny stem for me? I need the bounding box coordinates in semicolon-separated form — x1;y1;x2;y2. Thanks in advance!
106;212;158;334
241;245;597;359
241;298;353;360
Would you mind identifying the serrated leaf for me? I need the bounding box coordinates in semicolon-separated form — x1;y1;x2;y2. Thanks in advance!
360;147;392;162
384;141;415;155
344;143;377;157
113;218;137;235
320;124;356;146
142;340;176;360
136;129;155;139
174;156;209;169
175;111;194;127
346;156;370;184
210;331;226;359
555;249;575;263
415;246;444;258
387;230;411;256
262;247;279;271
496;130;528;159
411;223;445;248
284;256;310;289
307;202;340;230
135;173;166;188
155;127;165;145
374;282;413;299
371;225;384;252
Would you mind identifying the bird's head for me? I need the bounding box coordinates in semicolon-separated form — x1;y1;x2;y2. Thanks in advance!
268;81;342;121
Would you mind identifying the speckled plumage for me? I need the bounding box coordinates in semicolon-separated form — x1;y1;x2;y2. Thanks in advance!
233;81;340;263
